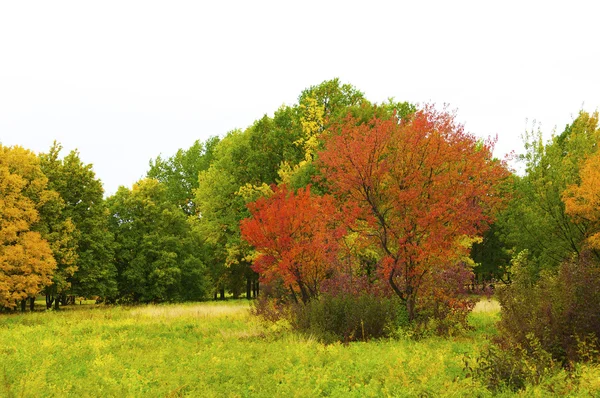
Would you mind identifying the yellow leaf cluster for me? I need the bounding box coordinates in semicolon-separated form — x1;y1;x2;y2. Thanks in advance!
278;96;324;185
0;145;56;309
296;96;324;162
236;182;273;202
564;148;600;249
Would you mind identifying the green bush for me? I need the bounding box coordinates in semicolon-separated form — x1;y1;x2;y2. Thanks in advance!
291;293;406;343
497;251;600;365
467;334;557;392
470;250;600;391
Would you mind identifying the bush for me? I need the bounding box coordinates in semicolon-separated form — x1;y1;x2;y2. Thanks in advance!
252;268;479;341
250;280;292;323
291;293;406;343
497;250;600;365
414;261;477;336
466;334;557;392
469;250;600;391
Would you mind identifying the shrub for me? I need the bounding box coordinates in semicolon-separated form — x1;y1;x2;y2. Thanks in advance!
253;269;478;341
414;261;477;336
250;280;291;323
291;293;406;343
497;251;600;365
466;334;557;392
469;250;600;391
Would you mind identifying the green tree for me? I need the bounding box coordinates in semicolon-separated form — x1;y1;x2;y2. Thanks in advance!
108;179;209;302
147;136;220;215
471;223;512;286
499;111;600;273
35;190;78;310
39;143;117;303
298;78;366;123
194;98;311;299
195;131;264;299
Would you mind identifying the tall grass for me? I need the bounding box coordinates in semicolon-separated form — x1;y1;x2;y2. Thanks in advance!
0;299;598;397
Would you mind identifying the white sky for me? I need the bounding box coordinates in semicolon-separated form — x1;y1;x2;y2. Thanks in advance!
1;1;599;196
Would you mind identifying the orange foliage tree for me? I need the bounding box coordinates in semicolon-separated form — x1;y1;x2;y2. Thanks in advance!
0;145;56;309
317;106;510;319
240;185;344;304
563;149;600;251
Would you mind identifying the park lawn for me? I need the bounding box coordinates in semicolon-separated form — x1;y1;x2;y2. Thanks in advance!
0;300;598;397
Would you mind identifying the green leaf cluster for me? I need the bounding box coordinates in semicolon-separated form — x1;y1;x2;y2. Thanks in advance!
108;179;209;302
498;111;600;275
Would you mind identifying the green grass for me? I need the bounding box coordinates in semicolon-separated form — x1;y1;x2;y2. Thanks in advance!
0;299;598;397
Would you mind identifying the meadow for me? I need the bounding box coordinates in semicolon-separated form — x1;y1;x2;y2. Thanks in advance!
1;300;599;397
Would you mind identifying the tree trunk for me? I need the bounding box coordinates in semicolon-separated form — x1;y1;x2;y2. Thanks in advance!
54;296;60;311
289;285;298;304
29;297;35;311
255;280;259;297
298;283;310;304
246;278;252;300
219;287;225;300
406;294;416;322
388;270;404;301
20;299;26;312
46;295;54;310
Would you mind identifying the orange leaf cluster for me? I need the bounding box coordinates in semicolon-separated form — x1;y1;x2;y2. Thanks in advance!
318;106;510;317
240;105;510;319
240;185;343;303
563;150;600;250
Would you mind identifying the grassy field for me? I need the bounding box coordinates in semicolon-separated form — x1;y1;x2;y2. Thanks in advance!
1;299;598;397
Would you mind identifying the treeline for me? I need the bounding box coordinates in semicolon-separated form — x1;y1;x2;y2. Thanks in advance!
2;77;599;332
1;143;115;311
0;79;403;310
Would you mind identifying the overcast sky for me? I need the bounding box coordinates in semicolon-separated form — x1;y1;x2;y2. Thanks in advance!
1;1;599;196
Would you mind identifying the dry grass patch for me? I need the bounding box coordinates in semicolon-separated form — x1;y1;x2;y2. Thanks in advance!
472;298;500;313
129;302;250;319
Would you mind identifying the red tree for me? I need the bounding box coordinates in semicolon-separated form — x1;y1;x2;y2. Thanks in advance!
240;185;343;303
318;106;510;319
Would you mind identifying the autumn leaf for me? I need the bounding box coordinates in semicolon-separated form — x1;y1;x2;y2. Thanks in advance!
563;148;600;250
0;145;56;309
241;185;344;304
317;105;510;319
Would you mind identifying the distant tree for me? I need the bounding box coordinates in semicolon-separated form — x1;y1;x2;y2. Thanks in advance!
39;143;117;305
108;179;209;302
318;106;510;320
195;106;304;298
499;111;600;273
470;223;512;286
147;136;220;215
298;78;366;123
35;190;78;310
563;148;600;253
0;145;56;310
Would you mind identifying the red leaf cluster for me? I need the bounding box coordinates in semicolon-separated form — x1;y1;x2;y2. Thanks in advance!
241;105;510;320
318;106;510;318
240;185;344;303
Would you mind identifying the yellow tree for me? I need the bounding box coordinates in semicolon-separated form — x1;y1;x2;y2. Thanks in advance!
563;149;600;250
0;145;56;310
